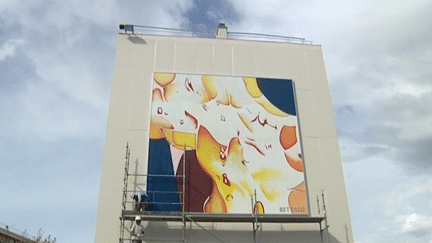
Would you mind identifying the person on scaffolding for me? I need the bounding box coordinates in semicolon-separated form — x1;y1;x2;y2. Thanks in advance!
133;192;149;212
130;216;145;243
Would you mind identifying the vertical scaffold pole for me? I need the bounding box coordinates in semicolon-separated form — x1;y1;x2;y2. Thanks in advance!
182;145;186;243
120;143;131;243
254;189;259;243
322;190;329;242
251;194;255;243
316;195;323;242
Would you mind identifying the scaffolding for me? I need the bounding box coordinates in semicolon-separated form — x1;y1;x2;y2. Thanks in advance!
119;143;329;243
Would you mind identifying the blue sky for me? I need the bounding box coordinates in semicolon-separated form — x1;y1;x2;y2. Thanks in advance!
1;0;432;242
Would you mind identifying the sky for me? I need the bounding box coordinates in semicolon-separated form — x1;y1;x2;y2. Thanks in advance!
0;0;431;242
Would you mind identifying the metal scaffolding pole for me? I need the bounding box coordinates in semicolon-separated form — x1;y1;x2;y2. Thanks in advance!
119;143;131;243
321;191;330;242
182;145;186;243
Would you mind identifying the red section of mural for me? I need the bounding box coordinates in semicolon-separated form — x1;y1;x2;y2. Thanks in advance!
176;150;213;212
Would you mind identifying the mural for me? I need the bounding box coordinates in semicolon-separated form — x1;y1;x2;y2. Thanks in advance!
145;73;308;215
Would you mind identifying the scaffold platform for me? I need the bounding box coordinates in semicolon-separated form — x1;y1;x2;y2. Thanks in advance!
122;211;325;223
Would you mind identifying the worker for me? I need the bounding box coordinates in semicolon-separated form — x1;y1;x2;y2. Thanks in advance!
130;216;145;243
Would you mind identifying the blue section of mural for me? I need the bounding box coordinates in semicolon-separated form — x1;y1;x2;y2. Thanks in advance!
146;139;180;212
256;78;296;116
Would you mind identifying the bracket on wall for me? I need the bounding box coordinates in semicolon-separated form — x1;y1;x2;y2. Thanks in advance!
119;24;134;34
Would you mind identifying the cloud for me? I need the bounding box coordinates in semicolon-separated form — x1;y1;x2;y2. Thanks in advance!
226;1;432;242
182;0;241;31
0;1;195;242
402;213;432;237
347;166;432;242
0;39;25;61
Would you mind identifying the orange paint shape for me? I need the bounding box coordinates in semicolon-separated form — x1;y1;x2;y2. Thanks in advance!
285;152;303;172
149;123;164;139
152;88;163;102
288;181;308;215
154;73;175;87
280;125;297;150
185;111;198;129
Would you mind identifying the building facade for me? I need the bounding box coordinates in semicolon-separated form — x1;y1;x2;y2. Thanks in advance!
95;24;353;243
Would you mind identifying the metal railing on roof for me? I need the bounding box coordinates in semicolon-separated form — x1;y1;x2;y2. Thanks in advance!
120;24;217;38
0;222;36;241
228;32;312;44
119;24;313;44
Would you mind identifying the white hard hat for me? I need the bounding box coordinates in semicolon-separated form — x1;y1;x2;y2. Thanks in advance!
135;216;141;221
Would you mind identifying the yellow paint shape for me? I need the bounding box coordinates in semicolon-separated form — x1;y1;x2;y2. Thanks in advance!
259;184;280;201
252;168;282;181
229;94;242;108
243;77;262;98
172;131;196;150
151;116;174;129
220;90;230;105
237;113;253;132
154;73;176;87
202;75;218;99
202;89;212;103
252;169;283;201
204;187;227;213
240;181;253;196
161;129;174;145
149;123;164;139
163;83;177;101
255;96;289;117
253;201;265;214
196;126;227;174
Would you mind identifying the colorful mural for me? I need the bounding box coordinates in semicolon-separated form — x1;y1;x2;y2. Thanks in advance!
146;73;308;215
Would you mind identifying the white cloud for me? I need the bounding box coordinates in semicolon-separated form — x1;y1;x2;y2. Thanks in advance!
402;213;432;236
0;1;194;242
0;39;25;61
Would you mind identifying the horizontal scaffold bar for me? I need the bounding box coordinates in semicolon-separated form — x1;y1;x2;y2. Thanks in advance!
122;211;325;223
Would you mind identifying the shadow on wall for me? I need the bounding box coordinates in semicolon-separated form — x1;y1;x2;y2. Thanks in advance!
127;35;147;45
143;222;343;243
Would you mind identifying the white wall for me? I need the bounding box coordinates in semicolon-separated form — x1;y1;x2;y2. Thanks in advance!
95;34;353;243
